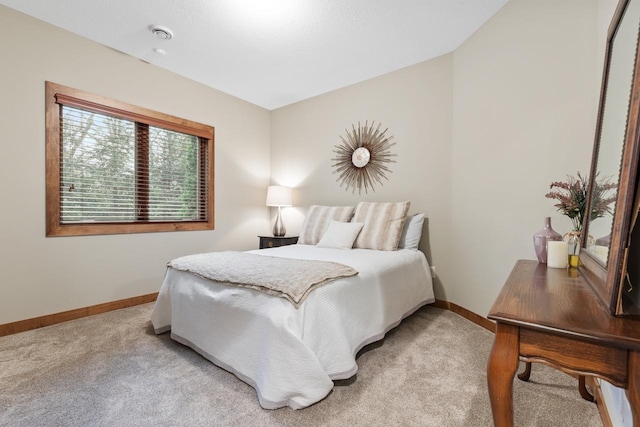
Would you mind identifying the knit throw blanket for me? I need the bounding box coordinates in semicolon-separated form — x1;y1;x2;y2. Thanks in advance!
168;252;359;308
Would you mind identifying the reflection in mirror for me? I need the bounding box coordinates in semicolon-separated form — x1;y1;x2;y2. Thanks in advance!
585;0;640;265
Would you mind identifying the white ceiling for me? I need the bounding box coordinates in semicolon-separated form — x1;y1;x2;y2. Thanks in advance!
0;0;509;110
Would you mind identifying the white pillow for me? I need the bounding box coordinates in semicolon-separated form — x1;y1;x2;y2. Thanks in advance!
316;220;364;249
398;213;425;250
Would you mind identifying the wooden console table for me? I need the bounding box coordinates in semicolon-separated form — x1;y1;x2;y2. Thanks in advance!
487;260;640;427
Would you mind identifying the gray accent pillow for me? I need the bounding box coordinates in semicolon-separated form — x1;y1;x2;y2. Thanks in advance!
298;205;355;245
398;213;425;250
352;201;411;251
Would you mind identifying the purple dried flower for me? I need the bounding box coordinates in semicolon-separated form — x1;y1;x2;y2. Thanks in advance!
545;172;616;231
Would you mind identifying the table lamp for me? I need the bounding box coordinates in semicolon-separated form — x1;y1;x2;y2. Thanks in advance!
266;185;292;237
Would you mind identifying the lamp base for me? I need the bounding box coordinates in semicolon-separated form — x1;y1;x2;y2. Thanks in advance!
272;206;286;237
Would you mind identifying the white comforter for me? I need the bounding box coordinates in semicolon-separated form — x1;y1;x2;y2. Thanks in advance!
151;245;435;409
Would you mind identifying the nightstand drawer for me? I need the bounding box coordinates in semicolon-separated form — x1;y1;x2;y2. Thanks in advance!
258;236;299;249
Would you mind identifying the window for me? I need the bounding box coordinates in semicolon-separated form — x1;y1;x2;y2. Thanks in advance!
45;82;214;236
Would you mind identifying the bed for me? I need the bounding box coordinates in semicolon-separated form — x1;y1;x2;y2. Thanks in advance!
151;202;435;409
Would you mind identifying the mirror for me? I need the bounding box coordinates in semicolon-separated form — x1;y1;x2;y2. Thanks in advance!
584;0;640;266
581;0;640;316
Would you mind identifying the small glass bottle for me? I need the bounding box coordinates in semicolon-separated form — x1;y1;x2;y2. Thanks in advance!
567;232;581;268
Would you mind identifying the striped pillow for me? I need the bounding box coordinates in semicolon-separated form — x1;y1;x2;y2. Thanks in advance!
298;205;355;245
352;201;411;251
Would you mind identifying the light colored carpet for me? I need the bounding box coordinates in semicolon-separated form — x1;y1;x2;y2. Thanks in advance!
0;304;602;426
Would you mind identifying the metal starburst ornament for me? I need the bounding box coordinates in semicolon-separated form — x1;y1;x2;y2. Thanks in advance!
332;121;396;194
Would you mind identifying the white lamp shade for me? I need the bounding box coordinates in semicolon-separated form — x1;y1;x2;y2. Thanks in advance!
266;185;292;207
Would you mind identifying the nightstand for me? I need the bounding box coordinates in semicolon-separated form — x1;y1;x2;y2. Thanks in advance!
258;235;299;249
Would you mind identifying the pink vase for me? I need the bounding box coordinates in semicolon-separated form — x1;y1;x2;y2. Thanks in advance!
533;217;562;263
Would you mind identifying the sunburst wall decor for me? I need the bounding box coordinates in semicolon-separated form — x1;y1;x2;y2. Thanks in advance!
332;121;396;194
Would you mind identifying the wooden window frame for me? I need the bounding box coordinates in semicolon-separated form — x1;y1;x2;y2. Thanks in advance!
45;81;215;237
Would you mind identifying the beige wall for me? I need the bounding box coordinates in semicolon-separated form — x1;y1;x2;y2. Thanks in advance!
271;0;608;315
0;6;271;325
271;55;454;299
450;0;603;316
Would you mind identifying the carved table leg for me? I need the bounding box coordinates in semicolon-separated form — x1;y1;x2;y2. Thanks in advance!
487;323;519;427
628;351;640;427
578;376;595;402
517;362;532;381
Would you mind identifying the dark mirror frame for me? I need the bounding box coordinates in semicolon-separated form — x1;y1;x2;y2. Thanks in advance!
581;0;640;316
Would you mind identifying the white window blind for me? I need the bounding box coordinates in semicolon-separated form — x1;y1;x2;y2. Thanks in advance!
148;127;203;221
59;105;208;224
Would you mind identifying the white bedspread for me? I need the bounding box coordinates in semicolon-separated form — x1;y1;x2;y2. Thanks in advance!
151;245;435;409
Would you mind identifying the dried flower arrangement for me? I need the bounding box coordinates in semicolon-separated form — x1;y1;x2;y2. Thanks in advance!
545;172;617;232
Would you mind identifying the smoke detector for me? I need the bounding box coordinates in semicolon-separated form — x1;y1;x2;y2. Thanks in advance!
149;25;174;40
